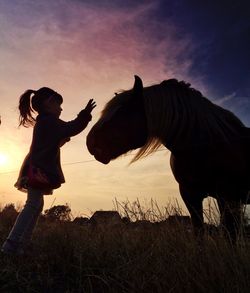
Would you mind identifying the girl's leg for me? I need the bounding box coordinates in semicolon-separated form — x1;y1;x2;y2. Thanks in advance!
1;188;44;254
21;189;44;243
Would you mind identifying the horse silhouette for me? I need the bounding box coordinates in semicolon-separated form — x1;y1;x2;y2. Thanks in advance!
87;75;250;239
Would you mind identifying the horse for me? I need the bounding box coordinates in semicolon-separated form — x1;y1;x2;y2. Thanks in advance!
87;75;250;239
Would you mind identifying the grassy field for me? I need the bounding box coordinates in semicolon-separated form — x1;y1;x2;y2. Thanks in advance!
0;201;250;293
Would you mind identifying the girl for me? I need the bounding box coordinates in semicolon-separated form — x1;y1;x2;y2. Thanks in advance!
1;87;96;255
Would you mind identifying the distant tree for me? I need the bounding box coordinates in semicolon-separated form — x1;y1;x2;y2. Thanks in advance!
0;203;18;226
44;204;71;222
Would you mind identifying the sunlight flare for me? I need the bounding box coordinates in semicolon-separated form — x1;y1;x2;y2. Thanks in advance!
0;152;8;166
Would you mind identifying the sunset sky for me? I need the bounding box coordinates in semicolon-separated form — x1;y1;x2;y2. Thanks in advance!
0;0;249;217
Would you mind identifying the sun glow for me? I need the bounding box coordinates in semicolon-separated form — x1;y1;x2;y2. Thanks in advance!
0;152;8;166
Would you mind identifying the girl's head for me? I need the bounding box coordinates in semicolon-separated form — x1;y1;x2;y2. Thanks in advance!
18;87;63;127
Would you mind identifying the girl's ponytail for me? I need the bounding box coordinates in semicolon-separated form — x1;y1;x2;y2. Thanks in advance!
18;89;36;127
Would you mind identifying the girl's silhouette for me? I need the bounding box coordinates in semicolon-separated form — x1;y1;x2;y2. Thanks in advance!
1;87;96;255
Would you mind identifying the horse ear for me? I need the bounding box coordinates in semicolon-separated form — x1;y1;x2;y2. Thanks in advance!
133;75;143;99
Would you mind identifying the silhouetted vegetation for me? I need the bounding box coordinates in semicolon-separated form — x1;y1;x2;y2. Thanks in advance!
43;204;72;222
0;200;250;292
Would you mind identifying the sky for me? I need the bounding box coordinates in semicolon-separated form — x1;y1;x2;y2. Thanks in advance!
0;0;249;217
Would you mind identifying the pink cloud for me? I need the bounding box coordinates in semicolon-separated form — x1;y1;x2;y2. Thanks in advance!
0;0;201;97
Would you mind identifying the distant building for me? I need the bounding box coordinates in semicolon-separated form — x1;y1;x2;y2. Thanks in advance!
89;211;122;226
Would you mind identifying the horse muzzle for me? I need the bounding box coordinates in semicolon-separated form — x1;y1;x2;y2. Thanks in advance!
86;131;111;164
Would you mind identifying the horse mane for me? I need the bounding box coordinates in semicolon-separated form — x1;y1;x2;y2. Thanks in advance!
132;79;206;161
102;79;245;163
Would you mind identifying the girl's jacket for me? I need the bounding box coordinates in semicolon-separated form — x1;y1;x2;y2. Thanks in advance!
15;110;91;194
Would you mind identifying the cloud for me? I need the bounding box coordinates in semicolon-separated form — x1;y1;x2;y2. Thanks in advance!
1;0;249;98
218;95;250;126
1;0;248;120
163;0;250;97
215;93;236;106
0;0;199;95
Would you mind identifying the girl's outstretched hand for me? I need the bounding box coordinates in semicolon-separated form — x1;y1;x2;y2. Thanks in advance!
85;99;96;114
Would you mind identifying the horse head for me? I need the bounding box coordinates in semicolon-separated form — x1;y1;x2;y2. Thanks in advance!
87;76;148;164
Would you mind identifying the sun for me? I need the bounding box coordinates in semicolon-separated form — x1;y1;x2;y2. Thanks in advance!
0;152;8;166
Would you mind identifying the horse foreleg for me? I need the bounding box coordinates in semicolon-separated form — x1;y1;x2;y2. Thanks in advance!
217;197;242;241
179;185;204;237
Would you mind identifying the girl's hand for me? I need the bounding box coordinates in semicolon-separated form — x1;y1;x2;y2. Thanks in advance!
85;99;96;114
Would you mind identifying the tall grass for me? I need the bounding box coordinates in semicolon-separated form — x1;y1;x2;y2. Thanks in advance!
0;200;250;292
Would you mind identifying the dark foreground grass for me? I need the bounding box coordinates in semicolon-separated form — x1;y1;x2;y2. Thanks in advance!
0;209;250;292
